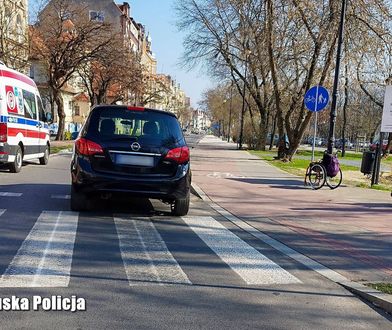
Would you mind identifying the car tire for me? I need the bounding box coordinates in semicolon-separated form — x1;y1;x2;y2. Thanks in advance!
171;191;190;216
9;146;23;173
39;146;49;165
70;185;91;211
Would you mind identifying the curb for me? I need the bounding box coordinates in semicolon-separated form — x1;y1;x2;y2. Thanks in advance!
191;181;392;316
339;281;392;315
50;150;73;157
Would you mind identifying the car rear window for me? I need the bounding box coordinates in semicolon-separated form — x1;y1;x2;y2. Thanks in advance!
88;107;184;146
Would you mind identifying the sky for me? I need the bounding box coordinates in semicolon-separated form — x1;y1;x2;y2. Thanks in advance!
29;0;214;108
129;0;213;107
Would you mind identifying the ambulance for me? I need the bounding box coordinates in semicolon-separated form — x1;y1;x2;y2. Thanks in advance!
0;62;51;173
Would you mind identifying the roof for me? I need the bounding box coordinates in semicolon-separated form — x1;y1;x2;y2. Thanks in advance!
73;92;89;102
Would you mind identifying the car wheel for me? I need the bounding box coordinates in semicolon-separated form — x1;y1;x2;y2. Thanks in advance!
39;146;49;165
70;185;91;211
171;192;190;216
9;146;23;173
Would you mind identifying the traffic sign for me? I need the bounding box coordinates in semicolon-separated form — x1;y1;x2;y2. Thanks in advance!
381;85;392;132
304;86;329;112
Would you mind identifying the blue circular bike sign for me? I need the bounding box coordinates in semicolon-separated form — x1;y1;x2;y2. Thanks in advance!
304;86;330;112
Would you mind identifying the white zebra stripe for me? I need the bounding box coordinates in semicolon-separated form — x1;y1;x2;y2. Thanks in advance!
0;211;79;287
114;216;191;286
51;195;71;199
0;192;22;197
182;216;301;285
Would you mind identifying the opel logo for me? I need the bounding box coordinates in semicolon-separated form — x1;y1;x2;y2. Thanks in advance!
131;142;141;151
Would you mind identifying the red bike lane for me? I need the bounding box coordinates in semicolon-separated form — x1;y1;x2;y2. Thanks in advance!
191;136;392;284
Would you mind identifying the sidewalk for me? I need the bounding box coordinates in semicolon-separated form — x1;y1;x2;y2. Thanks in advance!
191;135;392;285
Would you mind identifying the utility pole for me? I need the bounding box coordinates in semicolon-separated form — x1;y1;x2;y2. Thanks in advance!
327;0;347;154
238;64;248;149
227;82;233;143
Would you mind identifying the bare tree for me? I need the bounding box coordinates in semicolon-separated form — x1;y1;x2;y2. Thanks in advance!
30;0;115;140
137;73;171;107
77;36;142;106
176;0;392;160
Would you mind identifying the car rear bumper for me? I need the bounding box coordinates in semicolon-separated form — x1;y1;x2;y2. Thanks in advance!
71;157;191;200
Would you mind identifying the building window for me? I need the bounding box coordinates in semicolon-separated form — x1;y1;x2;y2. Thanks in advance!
89;11;105;23
74;105;80;116
59;9;71;21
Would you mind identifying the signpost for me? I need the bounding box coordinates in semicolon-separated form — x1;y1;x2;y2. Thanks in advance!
381;85;392;133
372;85;392;186
304;86;330;162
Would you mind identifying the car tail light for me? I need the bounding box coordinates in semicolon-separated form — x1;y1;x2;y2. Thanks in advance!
0;123;7;142
127;106;145;111
165;146;190;164
75;138;104;156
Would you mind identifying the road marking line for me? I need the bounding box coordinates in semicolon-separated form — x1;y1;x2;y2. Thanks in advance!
114;216;192;286
191;182;349;283
0;211;79;287
0;192;22;197
183;216;301;285
51;195;71;199
0;209;5;217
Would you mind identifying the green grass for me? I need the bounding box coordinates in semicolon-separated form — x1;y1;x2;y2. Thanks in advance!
250;150;358;176
250;149;392;191
50;145;73;154
281;149;391;164
366;283;392;294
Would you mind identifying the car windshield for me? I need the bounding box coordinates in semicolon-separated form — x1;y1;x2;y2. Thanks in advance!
88;107;183;146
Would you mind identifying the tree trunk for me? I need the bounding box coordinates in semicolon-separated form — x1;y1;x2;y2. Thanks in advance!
53;88;65;141
266;0;285;159
269;113;277;150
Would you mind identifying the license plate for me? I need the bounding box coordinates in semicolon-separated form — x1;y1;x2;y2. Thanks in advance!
115;154;154;167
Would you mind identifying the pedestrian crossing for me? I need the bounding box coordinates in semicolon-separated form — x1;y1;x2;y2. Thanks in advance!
0;210;303;288
114;216;192;286
0;211;79;288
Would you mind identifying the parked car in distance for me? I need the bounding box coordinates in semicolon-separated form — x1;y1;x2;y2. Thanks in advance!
70;105;191;216
335;138;353;149
369;140;388;151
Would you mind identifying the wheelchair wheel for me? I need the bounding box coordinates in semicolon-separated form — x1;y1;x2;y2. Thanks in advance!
307;163;326;190
326;168;342;189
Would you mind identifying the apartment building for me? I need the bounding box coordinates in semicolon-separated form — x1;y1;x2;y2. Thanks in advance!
0;0;29;72
31;0;191;134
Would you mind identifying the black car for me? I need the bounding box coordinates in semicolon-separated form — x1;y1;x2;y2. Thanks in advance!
70;105;191;216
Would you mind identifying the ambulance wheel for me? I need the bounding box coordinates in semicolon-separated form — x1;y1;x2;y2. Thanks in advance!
9;146;23;173
39;146;49;165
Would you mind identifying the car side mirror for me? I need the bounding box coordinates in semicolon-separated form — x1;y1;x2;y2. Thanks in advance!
45;112;53;123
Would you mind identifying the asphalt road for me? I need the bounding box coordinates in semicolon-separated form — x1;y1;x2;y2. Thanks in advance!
0;137;391;329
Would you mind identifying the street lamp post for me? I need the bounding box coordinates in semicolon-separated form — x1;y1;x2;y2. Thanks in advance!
327;0;347;154
227;82;233;143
